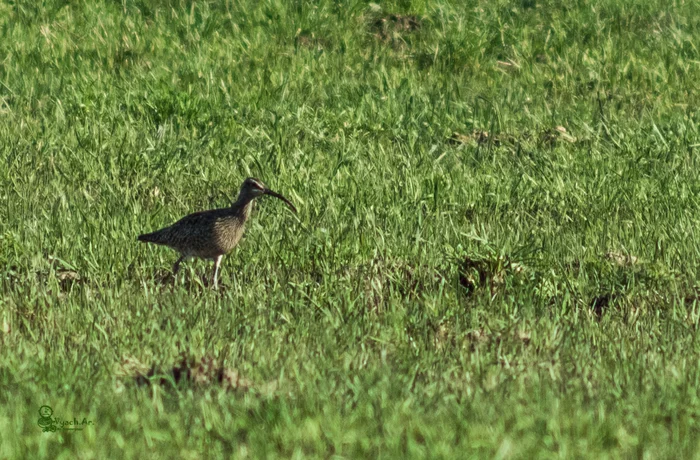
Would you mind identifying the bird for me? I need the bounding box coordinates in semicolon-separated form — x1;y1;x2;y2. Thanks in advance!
138;177;297;288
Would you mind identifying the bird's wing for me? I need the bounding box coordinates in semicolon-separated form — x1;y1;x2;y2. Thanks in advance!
172;209;216;227
141;209;219;245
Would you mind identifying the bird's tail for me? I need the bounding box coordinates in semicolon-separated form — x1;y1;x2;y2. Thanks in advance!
138;232;160;243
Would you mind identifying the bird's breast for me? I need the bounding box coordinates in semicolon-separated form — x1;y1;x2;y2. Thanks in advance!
213;216;246;253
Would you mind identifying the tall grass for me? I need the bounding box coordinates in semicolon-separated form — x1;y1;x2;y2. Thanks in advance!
1;0;700;457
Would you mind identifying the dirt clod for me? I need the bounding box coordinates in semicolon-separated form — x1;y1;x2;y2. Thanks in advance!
604;251;639;267
57;270;81;291
369;13;421;45
458;256;514;297
448;130;498;146
590;293;618;318
116;354;255;392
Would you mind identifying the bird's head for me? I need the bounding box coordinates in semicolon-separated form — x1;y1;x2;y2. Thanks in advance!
240;177;267;198
238;177;297;213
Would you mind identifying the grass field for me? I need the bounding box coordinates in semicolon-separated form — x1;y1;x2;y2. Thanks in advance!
2;0;700;457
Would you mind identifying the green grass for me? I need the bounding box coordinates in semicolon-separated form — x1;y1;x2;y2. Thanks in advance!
2;0;700;457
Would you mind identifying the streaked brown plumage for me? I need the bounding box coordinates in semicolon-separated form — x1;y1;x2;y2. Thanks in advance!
138;177;296;288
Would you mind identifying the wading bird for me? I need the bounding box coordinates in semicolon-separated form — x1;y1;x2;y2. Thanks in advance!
138;177;297;288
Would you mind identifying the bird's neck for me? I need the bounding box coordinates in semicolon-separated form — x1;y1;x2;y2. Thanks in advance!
231;195;255;219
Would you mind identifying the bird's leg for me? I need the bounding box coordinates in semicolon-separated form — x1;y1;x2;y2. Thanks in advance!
173;255;185;276
213;255;223;289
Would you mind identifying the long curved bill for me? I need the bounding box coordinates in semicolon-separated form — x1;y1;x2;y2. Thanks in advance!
264;189;298;214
